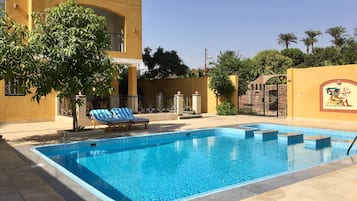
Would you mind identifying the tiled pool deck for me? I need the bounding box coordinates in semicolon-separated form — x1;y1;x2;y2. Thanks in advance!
1;114;357;201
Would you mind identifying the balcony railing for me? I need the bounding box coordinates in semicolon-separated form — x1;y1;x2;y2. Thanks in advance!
109;32;124;52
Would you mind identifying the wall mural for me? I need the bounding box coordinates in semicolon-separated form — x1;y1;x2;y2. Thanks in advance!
320;79;357;113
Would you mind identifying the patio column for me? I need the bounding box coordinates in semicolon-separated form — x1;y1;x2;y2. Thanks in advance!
175;91;184;116
127;64;138;113
192;91;201;114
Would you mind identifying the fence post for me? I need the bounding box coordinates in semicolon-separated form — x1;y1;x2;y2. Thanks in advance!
175;91;184;116
192;91;201;114
156;92;163;112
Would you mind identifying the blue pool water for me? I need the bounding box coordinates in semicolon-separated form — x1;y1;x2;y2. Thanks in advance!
33;124;357;201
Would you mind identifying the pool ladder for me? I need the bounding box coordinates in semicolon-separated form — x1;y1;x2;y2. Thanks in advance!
347;135;357;155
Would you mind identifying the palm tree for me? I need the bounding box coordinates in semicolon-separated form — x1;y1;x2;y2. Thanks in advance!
305;30;322;51
301;37;310;54
326;26;347;49
277;33;298;49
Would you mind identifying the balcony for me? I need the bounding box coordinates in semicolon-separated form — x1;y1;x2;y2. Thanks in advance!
83;5;125;53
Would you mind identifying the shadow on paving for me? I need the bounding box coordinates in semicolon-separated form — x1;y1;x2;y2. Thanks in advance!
0;140;85;201
9;123;188;145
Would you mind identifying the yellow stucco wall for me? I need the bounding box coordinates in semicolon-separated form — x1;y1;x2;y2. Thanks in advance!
206;75;239;113
139;77;209;113
5;0;28;24
287;64;357;121
0;81;56;122
138;75;239;114
127;66;138;96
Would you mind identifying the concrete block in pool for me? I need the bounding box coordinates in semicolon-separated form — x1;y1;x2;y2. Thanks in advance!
253;130;278;141
235;127;259;138
304;136;331;149
278;132;304;145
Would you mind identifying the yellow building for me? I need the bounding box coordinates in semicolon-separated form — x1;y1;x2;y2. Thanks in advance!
0;0;142;122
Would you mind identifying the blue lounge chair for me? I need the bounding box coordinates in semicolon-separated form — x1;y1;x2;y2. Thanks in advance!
89;109;130;131
111;107;149;129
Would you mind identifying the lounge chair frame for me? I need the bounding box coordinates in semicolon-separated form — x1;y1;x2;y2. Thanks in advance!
89;109;130;131
111;107;149;129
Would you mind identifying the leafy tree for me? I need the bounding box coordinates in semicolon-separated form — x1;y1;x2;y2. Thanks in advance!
253;50;293;74
320;47;342;65
208;67;235;100
237;58;259;96
142;47;189;79
305;47;342;67
280;48;305;67
0;9;33;92
354;27;357;38
30;0;120;131
214;50;241;73
208;51;236;100
142;47;155;72
305;29;322;51
341;38;357;64
277;33;298;49
326;26;347;49
197;68;205;77
186;68;204;78
213;51;259;96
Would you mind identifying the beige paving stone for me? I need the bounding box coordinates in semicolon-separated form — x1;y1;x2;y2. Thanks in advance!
0;193;24;201
21;186;64;201
243;165;357;201
0;186;18;195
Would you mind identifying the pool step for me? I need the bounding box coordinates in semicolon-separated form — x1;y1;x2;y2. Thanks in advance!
238;127;338;150
304;136;331;149
236;127;259;138
253;130;278;141
278;132;304;145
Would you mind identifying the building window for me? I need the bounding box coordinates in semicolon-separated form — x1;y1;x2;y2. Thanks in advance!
5;78;26;96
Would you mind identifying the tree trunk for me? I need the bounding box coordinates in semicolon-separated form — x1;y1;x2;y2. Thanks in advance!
70;96;78;132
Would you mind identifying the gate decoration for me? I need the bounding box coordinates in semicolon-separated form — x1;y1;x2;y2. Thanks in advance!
320;79;357;113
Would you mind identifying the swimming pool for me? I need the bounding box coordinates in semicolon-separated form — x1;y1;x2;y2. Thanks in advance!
33;124;357;201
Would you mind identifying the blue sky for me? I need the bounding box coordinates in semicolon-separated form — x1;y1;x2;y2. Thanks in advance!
142;0;357;69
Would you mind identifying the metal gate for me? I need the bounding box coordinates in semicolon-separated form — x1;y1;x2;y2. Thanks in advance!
238;83;287;117
264;84;287;117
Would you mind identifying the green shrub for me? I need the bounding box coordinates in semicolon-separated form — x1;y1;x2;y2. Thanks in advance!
216;102;237;115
